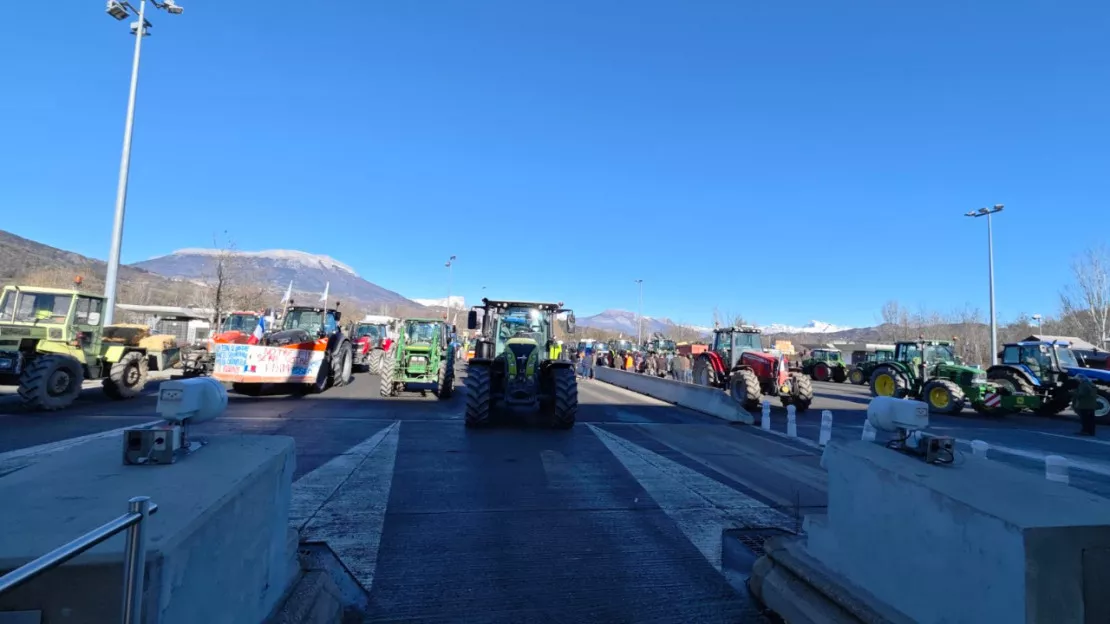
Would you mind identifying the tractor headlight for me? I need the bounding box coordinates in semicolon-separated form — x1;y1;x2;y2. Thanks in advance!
409;356;427;365
972;372;987;384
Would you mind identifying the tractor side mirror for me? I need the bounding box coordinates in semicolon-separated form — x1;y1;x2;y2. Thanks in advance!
467;310;478;330
566;312;576;334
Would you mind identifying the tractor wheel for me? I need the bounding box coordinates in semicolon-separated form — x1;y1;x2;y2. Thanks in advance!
987;368;1034;396
848;368;865;385
1035;391;1071;416
379;357;396;397
922;379;965;414
103;351;149;400
368;350;382;376
728;369;762;411
832;365;848;383
692;356;717;387
787;373;814;413
1096;389;1110;423
18;355;84;411
550;366;578;429
330;342;353;388
813;363;831;382
870;366;908;398
465;365;492;428
434;362;453;400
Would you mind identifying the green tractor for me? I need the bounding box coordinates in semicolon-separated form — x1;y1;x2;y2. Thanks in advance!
380;318;454;399
847;349;895;385
0;284;151;410
868;339;996;414
464;299;578;429
801;348;849;383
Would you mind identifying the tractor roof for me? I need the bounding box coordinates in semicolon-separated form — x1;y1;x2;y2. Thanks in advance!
481;298;564;311
813;347;841;352
716;325;761;334
405;317;445;323
3;285;97;298
896;339;953;346
1012;340;1072;347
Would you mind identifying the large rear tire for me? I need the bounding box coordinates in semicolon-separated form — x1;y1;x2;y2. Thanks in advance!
103;351;148;400
922;379;965;414
368;349;382;375
330;342;353;388
435;361;453;399
550;366;578;429
728;368;762;411
465;365;492;427
987;367;1034;396
787;373;814;412
1096;390;1110;423
379;354;396;397
813;362;830;382
832;365;847;383
19;355;84;411
870;366;908;398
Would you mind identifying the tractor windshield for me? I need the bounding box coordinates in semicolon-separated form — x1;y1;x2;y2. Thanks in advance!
221;314;259;333
924;344;955;363
657;339;676;351
0;291;71;324
495;306;548;355
1055;346;1080;368
405;321;438;344
356;324;382;339
815;351;841;362
283;309;325;335
734;332;762;352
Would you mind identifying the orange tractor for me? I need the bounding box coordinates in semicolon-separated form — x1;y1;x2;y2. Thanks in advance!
692;326;814;412
180;310;261;377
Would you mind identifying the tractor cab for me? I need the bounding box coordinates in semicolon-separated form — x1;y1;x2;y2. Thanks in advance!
809;349;842;363
711;326;764;369
895;340;958;367
281;306;341;336
610;339;634;355
999;341;1079;384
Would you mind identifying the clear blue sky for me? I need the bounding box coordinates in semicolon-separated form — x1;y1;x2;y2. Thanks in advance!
1;1;1107;328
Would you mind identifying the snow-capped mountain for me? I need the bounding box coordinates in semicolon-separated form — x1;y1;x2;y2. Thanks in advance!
413;296;466;309
132;248;418;307
577;309;711;336
759;320;854;334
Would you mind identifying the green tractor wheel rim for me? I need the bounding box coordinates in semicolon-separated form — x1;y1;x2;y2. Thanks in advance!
849;369;863;384
48;369;73;397
874;373;896;396
929;386;950;409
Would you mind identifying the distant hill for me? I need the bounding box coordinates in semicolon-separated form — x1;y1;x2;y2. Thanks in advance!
577;309;712;337
132;248;422;309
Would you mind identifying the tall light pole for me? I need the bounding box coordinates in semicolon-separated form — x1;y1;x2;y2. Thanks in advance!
102;0;184;324
1032;314;1043;334
965;204;1003;365
445;255;457;324
634;279;644;346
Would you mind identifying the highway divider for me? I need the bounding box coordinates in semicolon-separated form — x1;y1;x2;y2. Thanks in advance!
593;366;753;424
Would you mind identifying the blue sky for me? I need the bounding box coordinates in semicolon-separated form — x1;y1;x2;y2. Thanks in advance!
1;1;1107;328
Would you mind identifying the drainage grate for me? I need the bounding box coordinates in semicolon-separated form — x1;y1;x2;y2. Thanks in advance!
724;527;793;561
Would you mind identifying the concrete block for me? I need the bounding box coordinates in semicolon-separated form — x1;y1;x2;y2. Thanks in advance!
594;366;753;424
805;440;1110;624
0;435;298;624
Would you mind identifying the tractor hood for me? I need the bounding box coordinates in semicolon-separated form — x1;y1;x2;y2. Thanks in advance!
266;328;314;347
406;343;432;352
1065;366;1110;383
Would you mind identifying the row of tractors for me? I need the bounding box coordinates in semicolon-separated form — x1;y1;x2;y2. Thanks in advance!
685;326;1110;420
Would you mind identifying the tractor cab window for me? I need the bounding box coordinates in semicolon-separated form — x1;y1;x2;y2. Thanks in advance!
356;325;382;339
713;332;732;360
74;297;103;325
1002;345;1020;364
324;312;339;335
877;350;894;362
732;332;762;353
405;321;437;344
283;309;324;334
222;314;259;333
898;343;921;363
924;344;955;364
495;307;548;355
1019;345;1052;372
1055;346;1079;368
11;292;70;324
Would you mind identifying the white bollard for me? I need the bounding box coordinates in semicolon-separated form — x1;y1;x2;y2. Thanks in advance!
971;440;989;458
1045;455;1069;484
819;410;833;446
786;404;797;437
761;400;771;431
861;420;877;442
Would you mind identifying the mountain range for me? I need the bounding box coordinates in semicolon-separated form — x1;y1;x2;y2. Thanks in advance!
576;309;860;340
133;248;420;308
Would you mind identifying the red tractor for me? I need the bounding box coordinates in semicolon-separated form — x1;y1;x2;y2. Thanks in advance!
692;326;814;412
349;315;397;374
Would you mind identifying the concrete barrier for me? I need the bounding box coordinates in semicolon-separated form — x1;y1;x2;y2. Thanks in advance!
594;367;753;424
749;439;1110;623
0;435;298;624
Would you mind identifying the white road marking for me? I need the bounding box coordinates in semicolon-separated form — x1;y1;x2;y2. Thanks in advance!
588;424;792;572
954;438;1110;478
291;421;400;593
1032;430;1110;447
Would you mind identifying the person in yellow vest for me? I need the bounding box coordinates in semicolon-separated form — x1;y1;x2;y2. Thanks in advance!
549;341;562;361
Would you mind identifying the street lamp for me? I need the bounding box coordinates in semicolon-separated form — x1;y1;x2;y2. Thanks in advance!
634;279;644;346
965;204;1003;365
1032;314;1043;334
101;0;184;325
445;255;457;324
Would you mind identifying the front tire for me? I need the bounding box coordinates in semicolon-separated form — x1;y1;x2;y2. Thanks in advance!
330;342;353;388
832;365;847;383
692;356;718;387
19;355;84;411
368;349;382;375
787;373;814;412
848;368;865;385
922;379;964;414
103;351;149;400
550;366;578;429
728;368;762;411
379;352;396;397
465;365;492;427
435;361;453;399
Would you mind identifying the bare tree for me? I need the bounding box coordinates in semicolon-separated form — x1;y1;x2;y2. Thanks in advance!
204;232;236;327
879;300;916;342
1061;246;1110;347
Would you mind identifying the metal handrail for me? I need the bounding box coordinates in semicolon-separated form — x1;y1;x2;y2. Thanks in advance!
0;497;158;624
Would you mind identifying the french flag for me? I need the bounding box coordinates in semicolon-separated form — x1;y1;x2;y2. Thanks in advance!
247;315;266;345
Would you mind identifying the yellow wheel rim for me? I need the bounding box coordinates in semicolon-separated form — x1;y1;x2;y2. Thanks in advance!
850;370;862;383
874;374;895;396
929;386;950;408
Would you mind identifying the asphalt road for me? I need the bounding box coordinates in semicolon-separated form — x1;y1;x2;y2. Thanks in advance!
1;366;830;622
4;367;1109;620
